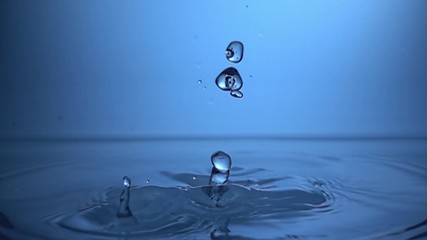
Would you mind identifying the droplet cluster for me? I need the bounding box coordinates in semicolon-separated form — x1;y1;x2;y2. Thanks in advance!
215;41;246;98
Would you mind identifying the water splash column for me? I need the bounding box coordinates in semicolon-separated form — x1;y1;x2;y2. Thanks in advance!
117;176;133;218
205;151;232;207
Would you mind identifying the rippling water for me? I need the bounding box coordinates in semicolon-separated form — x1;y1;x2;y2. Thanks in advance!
0;138;426;239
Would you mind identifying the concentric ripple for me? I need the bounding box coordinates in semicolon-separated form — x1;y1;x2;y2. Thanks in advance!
49;175;333;239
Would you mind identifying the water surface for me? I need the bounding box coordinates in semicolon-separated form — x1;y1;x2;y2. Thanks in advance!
0;138;426;239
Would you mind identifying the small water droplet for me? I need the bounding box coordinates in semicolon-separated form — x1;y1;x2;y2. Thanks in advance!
192;176;196;180
225;41;244;63
198;80;202;84
203;86;206;90
211;171;229;185
123;176;131;187
146;179;150;184
215;67;243;91
230;90;243;98
211;151;232;173
249;74;253;78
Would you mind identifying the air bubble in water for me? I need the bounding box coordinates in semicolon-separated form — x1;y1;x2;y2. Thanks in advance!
198;80;202;84
230;90;243;98
123;176;131;187
211;151;232;173
225;41;244;63
215;67;243;91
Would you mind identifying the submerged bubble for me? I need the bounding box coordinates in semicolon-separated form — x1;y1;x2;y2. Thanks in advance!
230;90;243;98
123;176;131;187
215;67;243;91
211;151;232;173
225;41;244;63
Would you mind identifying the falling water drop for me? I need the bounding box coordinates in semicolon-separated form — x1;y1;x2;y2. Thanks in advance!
215;67;243;91
225;41;244;63
211;151;232;173
230;90;243;98
198;80;203;84
146;179;150;184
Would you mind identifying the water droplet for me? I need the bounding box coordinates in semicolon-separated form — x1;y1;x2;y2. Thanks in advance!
123;176;131;187
211;151;232;173
215;67;243;91
230;90;243;98
211;171;229;185
146;179;150;184
198;80;202;84
192;176;196;180
225;41;244;63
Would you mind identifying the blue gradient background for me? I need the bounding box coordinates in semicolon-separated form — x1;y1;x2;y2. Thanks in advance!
1;0;427;138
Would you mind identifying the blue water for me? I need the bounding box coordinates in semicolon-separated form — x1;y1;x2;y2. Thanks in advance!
1;138;426;239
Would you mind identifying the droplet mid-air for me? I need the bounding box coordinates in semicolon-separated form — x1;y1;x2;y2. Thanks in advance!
225;41;244;63
230;90;243;98
215;67;243;91
211;151;232;173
